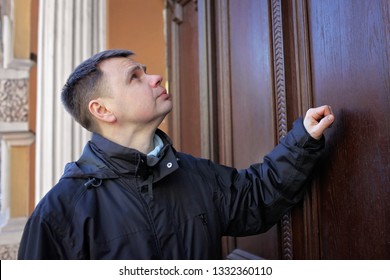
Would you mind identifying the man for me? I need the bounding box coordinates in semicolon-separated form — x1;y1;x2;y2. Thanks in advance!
18;49;335;259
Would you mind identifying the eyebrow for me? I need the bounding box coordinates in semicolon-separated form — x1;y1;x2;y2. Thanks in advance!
124;64;147;80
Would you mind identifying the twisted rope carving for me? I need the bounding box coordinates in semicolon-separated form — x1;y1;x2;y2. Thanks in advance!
271;0;292;260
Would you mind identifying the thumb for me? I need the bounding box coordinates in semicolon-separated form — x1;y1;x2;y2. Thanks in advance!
312;114;335;139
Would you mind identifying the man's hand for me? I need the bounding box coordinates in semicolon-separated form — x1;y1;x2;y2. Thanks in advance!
303;105;335;140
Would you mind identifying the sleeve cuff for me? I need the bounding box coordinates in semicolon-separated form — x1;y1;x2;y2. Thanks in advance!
288;117;325;150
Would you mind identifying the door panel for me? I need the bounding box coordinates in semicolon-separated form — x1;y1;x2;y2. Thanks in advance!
178;2;201;157
167;0;201;157
307;0;390;259
228;0;279;260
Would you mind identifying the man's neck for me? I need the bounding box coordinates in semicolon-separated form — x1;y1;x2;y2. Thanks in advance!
99;125;157;154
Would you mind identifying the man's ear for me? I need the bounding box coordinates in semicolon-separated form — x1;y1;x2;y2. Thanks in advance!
88;98;117;123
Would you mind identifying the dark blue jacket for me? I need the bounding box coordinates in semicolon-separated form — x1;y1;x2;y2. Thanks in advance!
18;118;324;259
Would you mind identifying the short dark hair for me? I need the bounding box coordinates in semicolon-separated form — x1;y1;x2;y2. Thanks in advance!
61;49;134;132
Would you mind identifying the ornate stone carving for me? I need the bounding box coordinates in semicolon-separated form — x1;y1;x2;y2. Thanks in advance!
0;78;28;122
0;243;19;260
0;140;1;210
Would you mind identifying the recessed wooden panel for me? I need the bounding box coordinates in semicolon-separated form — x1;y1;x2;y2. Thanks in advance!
228;0;279;259
177;1;202;157
229;0;276;169
166;1;202;156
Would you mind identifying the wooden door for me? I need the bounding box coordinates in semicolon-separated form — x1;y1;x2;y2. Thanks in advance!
282;0;390;259
305;0;389;259
167;0;390;259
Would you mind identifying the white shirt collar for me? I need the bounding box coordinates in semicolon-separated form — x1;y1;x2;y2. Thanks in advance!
147;134;164;157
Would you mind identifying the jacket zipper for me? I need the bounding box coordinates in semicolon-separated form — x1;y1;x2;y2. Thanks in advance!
137;177;163;258
198;213;211;253
199;214;207;226
118;175;163;259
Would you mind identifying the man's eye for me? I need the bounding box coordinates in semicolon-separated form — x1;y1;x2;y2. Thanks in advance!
130;74;137;80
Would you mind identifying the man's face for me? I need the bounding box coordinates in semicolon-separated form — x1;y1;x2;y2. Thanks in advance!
98;56;172;128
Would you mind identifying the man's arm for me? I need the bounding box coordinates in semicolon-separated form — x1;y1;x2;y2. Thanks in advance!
214;105;335;236
18;214;62;259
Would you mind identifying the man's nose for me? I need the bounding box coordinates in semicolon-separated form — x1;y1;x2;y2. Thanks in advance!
150;74;163;87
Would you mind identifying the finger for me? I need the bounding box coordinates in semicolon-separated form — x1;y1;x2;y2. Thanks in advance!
327;106;334;127
308;114;335;140
304;105;335;139
317;113;335;131
311;105;333;120
327;105;334;116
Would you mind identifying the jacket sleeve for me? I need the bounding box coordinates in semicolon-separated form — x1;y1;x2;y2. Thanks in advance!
211;118;325;236
18;214;62;260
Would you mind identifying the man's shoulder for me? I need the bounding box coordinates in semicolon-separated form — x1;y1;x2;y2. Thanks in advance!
175;151;228;177
176;151;204;167
33;177;87;221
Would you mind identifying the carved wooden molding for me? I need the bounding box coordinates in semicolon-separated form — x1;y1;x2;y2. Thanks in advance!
272;0;288;139
193;0;198;11
167;0;197;23
215;0;236;258
292;0;313;113
291;0;319;259
215;0;233;167
169;13;182;149
173;2;183;24
198;0;217;160
270;0;292;260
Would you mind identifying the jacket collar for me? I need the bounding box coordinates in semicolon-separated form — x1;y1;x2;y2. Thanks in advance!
62;129;178;182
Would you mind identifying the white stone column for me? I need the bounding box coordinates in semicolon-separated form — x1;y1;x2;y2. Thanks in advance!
35;0;106;202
